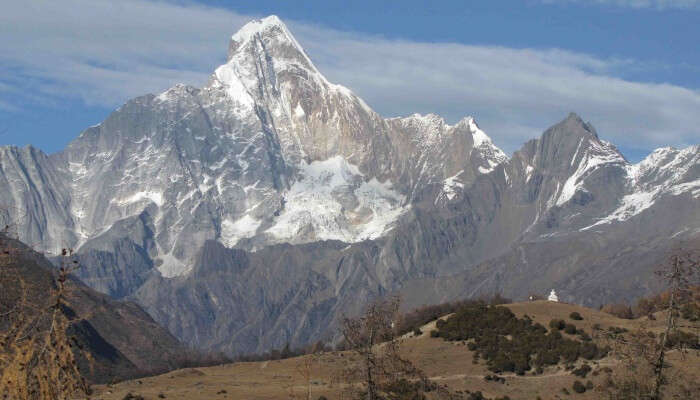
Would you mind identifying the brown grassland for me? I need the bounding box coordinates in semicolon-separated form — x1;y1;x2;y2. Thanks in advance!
89;301;700;400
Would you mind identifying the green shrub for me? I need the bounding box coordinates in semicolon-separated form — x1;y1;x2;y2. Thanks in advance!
569;311;583;320
608;326;628;335
572;380;586;393
549;319;566;330
564;323;577;334
680;303;700;321
413;327;422;336
433;303;605;374
572;364;591;378
381;378;429;400
467;392;487;400
665;330;700;350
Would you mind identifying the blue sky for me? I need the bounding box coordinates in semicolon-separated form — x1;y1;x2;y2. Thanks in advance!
1;0;699;161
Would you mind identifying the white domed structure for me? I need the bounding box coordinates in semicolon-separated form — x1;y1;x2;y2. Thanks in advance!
548;289;559;302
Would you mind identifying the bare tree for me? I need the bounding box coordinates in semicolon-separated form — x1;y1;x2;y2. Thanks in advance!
651;249;699;400
295;353;317;400
339;296;447;400
599;248;699;400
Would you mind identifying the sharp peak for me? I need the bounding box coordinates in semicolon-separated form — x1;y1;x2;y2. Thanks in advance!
229;15;304;56
224;15;327;83
232;15;288;40
557;112;598;138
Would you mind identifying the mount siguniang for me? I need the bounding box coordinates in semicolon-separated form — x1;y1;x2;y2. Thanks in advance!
0;16;698;355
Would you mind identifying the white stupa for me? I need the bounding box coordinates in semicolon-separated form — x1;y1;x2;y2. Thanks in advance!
548;289;559;302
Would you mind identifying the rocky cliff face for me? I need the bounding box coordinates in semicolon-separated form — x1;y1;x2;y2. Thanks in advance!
0;16;698;355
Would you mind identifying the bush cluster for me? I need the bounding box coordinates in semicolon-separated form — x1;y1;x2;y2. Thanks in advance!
466;392;511;400
432;303;608;375
395;294;512;337
665;330;700;350
483;374;505;383
572;364;591;378
680;302;700;322
572;380;586;394
381;378;435;400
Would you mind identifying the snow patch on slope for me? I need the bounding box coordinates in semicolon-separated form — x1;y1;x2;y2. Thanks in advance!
439;170;465;202
221;215;262;247
265;156;407;243
113;191;164;207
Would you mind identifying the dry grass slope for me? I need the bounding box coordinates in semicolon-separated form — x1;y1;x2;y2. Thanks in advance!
92;301;700;400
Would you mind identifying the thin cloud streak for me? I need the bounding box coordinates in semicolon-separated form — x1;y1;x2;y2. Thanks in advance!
540;0;700;9
1;0;698;157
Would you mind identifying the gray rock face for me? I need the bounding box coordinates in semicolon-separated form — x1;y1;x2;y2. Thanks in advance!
0;16;698;355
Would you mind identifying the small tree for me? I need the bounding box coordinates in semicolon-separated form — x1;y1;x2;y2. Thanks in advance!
0;232;90;400
651;250;699;400
340;296;444;400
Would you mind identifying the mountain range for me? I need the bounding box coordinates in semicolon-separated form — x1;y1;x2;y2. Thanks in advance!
0;16;697;355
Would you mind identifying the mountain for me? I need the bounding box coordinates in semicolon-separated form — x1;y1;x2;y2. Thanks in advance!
0;235;186;383
0;16;697;355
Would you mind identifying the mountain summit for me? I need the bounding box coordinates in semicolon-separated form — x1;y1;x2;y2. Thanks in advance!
0;16;697;354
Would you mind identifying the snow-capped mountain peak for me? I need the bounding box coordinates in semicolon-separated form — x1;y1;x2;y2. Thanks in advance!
225;15;328;88
0;16;697;285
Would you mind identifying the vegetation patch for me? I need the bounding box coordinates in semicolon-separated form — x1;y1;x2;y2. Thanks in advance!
569;311;583;321
432;303;608;374
571;364;591;378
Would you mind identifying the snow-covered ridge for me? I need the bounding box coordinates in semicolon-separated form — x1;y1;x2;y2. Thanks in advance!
392;114;508;169
582;144;699;229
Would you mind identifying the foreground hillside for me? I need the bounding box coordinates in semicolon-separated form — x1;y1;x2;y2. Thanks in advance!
92;301;700;400
0;235;186;387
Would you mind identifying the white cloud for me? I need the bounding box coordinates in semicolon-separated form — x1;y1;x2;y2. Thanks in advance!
541;0;700;9
1;0;698;157
0;0;247;105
